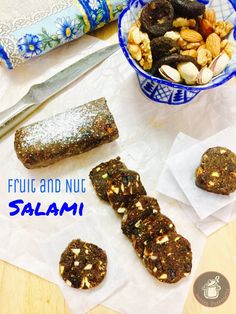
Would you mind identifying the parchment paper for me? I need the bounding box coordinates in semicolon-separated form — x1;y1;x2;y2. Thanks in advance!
168;127;236;220
0;34;236;313
157;132;236;236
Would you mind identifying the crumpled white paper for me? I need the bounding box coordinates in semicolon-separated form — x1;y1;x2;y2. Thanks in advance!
0;33;236;314
168;127;236;219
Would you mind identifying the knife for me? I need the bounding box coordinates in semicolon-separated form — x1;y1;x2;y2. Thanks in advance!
0;43;119;138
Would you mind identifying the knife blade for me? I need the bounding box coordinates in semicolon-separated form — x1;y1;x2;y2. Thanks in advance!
0;43;119;138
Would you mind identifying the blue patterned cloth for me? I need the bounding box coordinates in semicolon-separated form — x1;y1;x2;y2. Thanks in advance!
0;0;129;69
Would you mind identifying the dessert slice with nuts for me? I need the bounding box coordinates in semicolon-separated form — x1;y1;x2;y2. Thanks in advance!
195;147;236;195
89;157;127;201
107;169;146;214
121;195;161;239
143;232;192;284
132;213;176;258
59;239;107;289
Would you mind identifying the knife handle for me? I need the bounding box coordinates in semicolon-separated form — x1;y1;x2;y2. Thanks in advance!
0;95;39;139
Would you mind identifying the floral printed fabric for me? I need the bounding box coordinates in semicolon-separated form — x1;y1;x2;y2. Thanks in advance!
0;0;129;69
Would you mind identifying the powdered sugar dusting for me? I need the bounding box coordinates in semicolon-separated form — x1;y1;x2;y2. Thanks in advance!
20;98;105;147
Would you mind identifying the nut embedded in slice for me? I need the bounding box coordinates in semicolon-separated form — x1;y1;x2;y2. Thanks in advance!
89;157;127;201
59;239;107;289
195;147;236;195
132;213;176;258
107;169;147;214
121;195;161;239
143;232;192;284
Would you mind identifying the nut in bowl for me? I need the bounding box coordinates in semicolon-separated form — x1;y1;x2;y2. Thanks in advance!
118;0;236;105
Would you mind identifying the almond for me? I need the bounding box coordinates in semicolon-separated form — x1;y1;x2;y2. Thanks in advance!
206;33;221;58
180;29;203;43
199;18;214;39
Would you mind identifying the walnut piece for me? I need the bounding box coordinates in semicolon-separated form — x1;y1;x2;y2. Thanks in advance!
181;49;198;58
127;23;153;70
173;17;196;28
214;21;234;38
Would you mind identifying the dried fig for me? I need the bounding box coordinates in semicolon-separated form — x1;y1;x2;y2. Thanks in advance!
171;0;205;18
140;0;174;38
151;37;180;61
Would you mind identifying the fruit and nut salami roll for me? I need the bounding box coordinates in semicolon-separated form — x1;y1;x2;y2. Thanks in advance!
15;98;119;169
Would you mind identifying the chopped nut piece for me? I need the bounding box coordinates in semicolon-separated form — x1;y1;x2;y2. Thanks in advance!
208;181;215;186
111;186;119;194
71;248;80;255
81;277;91;289
153;267;157;273
184;272;191;277
159;274;168;280
66;280;72;287
60;265;64;274
196;167;203;176
117;207;126;214
156;235;169;244
150;255;158;260
135;201;143;210
84;264;93;270
74;261;79;266
96;167;101;172
211;172;220;177
102;173;108;179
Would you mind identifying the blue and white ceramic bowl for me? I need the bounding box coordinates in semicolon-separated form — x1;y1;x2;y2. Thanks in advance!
118;0;236;105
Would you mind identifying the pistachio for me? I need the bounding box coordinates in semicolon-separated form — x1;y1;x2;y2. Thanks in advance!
197;67;213;85
159;64;182;83
209;53;230;76
177;62;199;85
102;173;108;179
211;171;220;177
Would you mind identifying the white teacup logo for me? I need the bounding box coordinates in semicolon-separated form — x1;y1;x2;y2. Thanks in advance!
202;276;221;299
193;271;230;307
